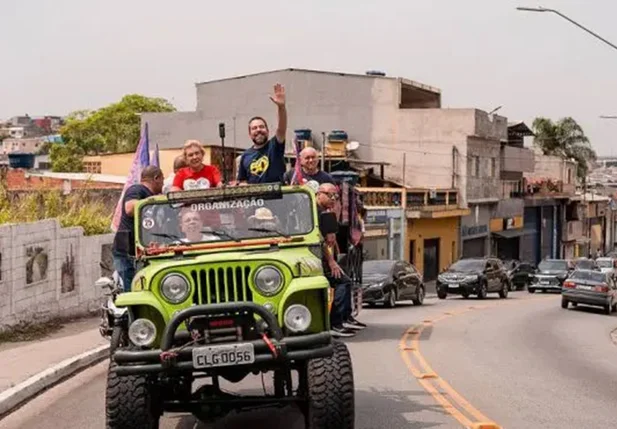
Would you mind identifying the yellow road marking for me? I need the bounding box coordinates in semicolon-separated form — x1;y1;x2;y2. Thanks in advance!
398;296;553;428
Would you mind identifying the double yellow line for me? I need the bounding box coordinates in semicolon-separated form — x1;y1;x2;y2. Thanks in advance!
398;305;501;429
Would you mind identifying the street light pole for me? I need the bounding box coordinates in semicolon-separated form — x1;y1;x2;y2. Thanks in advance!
517;6;617;52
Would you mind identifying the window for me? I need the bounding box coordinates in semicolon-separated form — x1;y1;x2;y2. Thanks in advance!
469;156;480;177
490;158;496;177
567;168;572;184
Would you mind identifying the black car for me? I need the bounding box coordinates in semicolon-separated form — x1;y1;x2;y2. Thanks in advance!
436;257;509;300
361;260;425;308
503;260;536;291
562;269;617;315
529;259;573;293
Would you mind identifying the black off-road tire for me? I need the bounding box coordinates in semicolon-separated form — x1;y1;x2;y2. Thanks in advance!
498;281;509;299
305;341;355;429
106;363;160;429
109;326;128;356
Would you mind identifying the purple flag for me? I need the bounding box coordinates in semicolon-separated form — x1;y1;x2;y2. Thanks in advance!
110;123;151;232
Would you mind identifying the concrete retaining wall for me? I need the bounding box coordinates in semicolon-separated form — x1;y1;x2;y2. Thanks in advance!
0;219;114;329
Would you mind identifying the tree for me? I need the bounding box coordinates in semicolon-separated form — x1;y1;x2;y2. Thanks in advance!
52;94;175;171
49;143;85;172
532;117;597;180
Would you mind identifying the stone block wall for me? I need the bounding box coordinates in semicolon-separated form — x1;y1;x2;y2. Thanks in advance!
0;219;114;328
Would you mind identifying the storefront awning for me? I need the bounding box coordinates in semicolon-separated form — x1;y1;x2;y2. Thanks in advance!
492;228;528;239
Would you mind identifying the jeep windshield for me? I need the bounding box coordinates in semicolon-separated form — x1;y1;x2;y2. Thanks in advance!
138;191;314;248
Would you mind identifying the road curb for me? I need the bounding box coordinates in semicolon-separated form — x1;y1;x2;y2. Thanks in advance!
0;344;109;417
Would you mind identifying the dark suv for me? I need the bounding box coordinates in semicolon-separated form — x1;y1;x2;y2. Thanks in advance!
436;257;510;300
529;259;573;293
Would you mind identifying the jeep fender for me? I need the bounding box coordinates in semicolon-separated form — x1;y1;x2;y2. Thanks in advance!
278;276;330;325
114;291;170;322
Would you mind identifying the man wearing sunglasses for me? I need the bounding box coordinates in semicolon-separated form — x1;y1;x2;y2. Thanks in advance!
316;183;365;337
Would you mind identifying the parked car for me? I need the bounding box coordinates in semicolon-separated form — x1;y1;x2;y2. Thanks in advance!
436;257;509;300
561;269;617;315
502;259;536;291
361;260;425;308
572;257;598;271
529;259;573;293
594;257;617;276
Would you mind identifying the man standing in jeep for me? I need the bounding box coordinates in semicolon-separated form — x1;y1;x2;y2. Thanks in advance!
237;83;287;184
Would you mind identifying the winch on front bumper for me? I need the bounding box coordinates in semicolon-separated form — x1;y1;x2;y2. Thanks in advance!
112;302;333;376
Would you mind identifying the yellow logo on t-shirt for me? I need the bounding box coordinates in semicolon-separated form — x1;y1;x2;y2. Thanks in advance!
249;155;269;176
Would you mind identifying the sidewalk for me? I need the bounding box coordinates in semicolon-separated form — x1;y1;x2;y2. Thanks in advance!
0;318;109;415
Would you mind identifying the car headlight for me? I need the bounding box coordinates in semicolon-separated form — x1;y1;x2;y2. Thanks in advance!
128;318;157;347
160;273;191;304
253;266;284;296
284;304;312;333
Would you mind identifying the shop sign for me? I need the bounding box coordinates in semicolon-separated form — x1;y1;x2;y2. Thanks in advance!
462;224;488;237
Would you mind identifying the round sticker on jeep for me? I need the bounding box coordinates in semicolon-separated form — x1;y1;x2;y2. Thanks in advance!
142;218;155;229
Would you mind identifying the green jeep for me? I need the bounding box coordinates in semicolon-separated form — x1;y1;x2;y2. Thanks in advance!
106;183;355;429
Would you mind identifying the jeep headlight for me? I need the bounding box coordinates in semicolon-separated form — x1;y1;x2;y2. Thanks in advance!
284;304;312;333
128;318;157;347
253;266;284;296
160;273;191;304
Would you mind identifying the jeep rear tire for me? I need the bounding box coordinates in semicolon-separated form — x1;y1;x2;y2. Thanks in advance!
305;341;354;429
106;363;160;429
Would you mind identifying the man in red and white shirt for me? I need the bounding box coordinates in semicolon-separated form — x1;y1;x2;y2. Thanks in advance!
171;140;223;191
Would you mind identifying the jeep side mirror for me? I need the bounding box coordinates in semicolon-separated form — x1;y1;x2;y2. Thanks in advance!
319;212;339;235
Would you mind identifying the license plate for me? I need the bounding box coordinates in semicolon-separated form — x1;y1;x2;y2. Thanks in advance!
577;285;593;290
449;283;460;289
540;280;550;285
192;343;255;369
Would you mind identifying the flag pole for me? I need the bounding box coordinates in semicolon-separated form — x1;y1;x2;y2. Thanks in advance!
218;122;228;184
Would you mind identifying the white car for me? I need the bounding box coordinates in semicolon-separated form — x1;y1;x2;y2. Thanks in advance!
595;257;617;275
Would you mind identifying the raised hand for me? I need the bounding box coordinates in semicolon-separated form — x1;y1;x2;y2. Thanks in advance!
269;83;286;107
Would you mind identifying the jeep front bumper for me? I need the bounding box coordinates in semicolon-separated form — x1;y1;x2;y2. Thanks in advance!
112;302;333;376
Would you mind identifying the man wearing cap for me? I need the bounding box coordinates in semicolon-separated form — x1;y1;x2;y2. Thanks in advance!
283;146;334;189
237;84;287;184
316;183;366;337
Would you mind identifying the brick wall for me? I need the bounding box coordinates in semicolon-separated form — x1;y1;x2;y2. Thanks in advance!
0;219;114;329
4;169;123;191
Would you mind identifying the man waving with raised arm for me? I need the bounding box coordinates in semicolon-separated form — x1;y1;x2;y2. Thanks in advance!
237;84;287;184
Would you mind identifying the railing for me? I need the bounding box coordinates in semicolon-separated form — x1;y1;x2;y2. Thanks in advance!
356;187;460;211
523;179;575;197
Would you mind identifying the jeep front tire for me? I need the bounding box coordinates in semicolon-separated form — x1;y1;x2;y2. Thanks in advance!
106;363;160;429
305;341;355;429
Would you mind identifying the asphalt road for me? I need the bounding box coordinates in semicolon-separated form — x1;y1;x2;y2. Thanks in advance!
2;291;617;429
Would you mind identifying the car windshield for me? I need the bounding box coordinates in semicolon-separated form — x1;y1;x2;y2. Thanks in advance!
573;259;595;270
538;260;567;271
570;270;606;282
449;259;485;271
596;259;613;268
138;191;314;248
363;261;395;276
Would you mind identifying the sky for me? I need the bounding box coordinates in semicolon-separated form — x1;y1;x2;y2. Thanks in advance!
2;0;617;155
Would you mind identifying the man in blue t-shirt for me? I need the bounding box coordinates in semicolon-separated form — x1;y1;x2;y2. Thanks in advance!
237;83;287;184
283;146;334;190
112;166;164;291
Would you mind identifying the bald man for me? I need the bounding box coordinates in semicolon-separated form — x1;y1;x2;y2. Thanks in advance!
163;155;187;193
283;147;334;186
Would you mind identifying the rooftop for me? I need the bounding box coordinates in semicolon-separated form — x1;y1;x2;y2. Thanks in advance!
195;67;442;94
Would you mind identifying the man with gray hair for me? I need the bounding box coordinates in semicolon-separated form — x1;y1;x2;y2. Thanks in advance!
283;146;334;188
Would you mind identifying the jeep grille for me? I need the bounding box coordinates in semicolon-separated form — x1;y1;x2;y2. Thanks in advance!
190;266;254;304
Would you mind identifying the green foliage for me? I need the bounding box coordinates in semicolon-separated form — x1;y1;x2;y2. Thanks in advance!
0;185;112;236
52;94;176;171
532;117;597;180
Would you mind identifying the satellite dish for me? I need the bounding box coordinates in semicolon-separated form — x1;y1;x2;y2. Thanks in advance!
346;141;360;152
